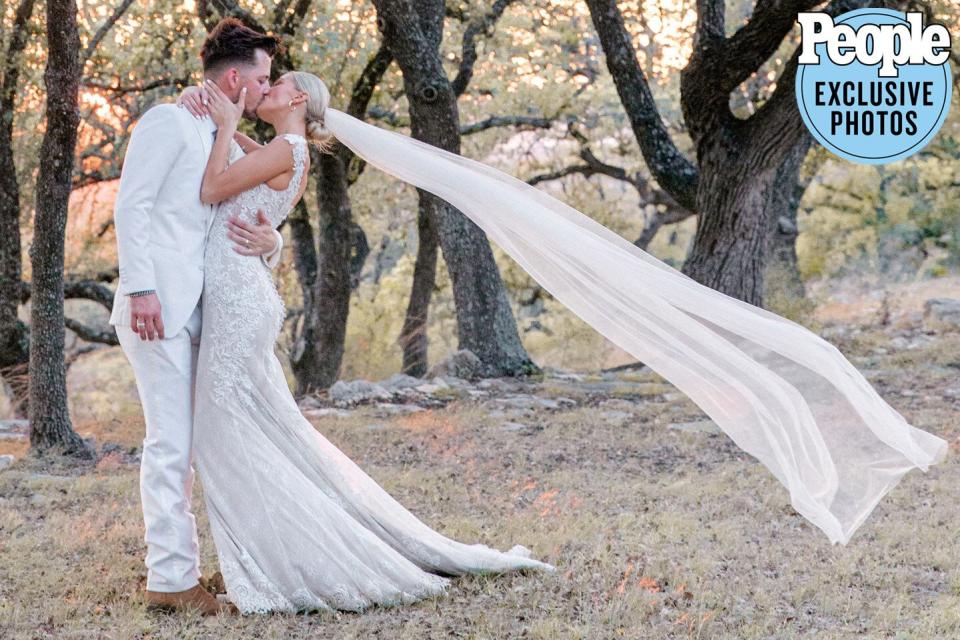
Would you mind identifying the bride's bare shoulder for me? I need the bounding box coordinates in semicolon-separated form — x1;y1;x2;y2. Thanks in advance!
259;136;299;166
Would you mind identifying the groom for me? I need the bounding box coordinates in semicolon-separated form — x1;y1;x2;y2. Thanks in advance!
109;18;283;616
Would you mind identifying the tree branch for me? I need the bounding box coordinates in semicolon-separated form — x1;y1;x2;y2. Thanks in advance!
634;207;693;250
82;0;136;65
336;43;395;183
716;0;820;96
460;114;556;135
346;44;394;119
584;0;698;211
80;76;190;94
693;0;726;47
278;0;312;37
444;2;468;22
64;318;118;345
748;0;887;162
2;0;36;119
206;0;260;29
527;122;690;236
450;0;516;97
20;270;117;310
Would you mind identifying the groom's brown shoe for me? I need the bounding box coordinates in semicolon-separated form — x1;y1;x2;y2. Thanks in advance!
199;571;227;595
144;583;239;616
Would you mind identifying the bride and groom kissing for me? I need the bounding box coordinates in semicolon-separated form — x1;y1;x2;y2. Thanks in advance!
109;17;554;617
110;11;949;620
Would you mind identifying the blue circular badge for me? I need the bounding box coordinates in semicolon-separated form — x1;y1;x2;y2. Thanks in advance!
796;8;953;164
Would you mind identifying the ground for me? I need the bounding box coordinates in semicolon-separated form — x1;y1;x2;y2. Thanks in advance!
0;277;958;639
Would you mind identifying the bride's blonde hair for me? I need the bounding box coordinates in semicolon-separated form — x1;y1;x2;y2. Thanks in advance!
291;71;336;154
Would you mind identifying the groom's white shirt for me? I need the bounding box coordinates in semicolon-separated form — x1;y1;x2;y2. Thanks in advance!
109;103;283;335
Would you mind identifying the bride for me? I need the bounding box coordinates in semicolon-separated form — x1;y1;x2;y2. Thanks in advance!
189;72;555;616
186;66;947;614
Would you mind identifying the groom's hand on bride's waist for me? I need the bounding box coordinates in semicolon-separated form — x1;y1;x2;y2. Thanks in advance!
128;293;164;341
228;210;278;258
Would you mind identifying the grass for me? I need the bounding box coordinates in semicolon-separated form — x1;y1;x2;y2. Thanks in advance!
1;320;959;638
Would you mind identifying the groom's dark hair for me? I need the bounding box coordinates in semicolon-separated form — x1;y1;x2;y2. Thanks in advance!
200;18;282;74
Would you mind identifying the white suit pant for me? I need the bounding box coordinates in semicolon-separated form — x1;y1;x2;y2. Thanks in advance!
116;301;202;592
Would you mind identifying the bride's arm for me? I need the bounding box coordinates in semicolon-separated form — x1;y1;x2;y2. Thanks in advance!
233;131;264;154
200;134;293;204
199;83;292;204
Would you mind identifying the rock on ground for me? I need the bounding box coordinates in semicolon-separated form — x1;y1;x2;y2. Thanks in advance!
924;298;960;330
668;420;722;434
328;380;393;406
426;349;483;380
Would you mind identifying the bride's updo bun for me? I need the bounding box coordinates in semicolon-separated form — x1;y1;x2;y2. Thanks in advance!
292;71;337;154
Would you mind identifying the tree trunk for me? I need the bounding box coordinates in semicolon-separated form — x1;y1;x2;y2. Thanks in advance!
679;131;780;305
291;151;355;393
374;0;538;378
28;0;91;457
587;0;878;306
763;138;812;303
678;0;882;305
286;198;320;391
399;199;439;377
398;0;518;377
288;46;391;393
0;0;35;418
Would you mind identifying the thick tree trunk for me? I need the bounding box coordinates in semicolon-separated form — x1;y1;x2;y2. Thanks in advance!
678;66;814;307
679;132;780;305
398;0;518;376
291;151;355;393
287;198;321;391
28;0;91;457
587;0;879;306
678;0;882;305
289;47;390;393
763;138;812;303
0;0;35;418
374;0;538;378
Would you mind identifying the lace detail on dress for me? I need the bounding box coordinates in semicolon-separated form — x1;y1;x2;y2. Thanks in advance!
204;135;308;407
193;132;553;617
221;550;299;614
220;542;450;614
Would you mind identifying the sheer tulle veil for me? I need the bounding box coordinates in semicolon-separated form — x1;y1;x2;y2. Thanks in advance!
320;106;949;545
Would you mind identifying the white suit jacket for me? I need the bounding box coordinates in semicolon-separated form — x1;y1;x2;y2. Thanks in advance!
109;104;283;336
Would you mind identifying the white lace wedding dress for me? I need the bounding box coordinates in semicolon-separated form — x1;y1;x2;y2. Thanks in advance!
191;133;555;615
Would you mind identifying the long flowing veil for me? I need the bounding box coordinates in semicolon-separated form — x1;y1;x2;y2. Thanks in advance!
322;106;949;545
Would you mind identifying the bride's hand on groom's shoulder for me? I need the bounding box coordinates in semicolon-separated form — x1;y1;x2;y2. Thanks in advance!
204;79;244;131
177;84;210;119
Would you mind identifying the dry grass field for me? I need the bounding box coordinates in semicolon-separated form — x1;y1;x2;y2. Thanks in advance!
1;277;959;639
